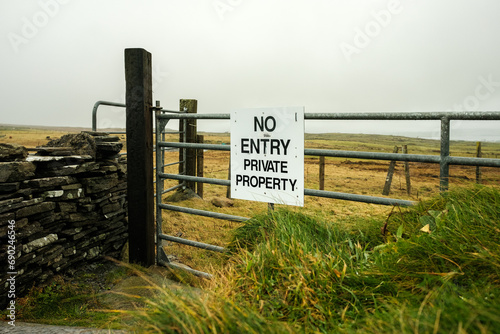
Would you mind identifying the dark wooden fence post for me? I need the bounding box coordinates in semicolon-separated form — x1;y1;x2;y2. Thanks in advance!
196;134;204;198
319;156;325;190
440;117;451;192
476;142;482;184
180;99;197;191
125;48;155;266
382;146;399;196
403;145;411;195
178;109;185;183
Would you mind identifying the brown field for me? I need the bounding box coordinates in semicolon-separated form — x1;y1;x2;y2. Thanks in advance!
2;126;500;273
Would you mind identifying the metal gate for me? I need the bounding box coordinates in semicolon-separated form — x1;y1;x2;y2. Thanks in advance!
153;108;500;277
154;107;249;278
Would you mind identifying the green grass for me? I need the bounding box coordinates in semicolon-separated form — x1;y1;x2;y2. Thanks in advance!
7;264;132;329
135;185;500;333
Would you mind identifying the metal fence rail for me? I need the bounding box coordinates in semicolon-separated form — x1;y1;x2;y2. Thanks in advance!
91;99;184;134
159;172;416;207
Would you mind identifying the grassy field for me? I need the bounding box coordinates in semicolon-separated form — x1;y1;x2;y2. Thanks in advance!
2;125;500;274
134;186;500;333
2;125;500;332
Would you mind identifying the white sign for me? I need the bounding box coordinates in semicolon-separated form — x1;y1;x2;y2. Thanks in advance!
230;107;304;206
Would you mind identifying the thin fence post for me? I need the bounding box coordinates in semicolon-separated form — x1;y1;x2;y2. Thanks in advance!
319;156;325;190
226;157;231;198
155;107;164;266
268;203;274;213
382;146;399;196
124;48;155;266
180;99;197;191
403;145;411;195
157;101;165;175
476;142;482;184
178;112;185;184
197;135;204;198
440;117;450;191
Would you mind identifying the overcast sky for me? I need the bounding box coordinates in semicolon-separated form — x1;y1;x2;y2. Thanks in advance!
1;0;500;141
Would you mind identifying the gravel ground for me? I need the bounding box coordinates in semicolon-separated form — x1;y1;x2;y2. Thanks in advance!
0;321;129;334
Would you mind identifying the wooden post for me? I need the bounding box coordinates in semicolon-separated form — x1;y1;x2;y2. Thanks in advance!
196;135;204;198
319;156;325;190
268;202;274;213
476;142;482;184
180;99;197;191
440;117;451;192
403;145;411;195
125;48;155;266
178;111;185;184
382;146;399;196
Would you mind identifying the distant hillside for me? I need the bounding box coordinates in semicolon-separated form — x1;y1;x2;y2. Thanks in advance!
0;124;123;133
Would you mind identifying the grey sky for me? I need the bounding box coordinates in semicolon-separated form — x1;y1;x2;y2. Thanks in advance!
1;0;500;140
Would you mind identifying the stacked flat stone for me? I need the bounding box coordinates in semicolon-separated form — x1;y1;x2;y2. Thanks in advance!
0;133;127;308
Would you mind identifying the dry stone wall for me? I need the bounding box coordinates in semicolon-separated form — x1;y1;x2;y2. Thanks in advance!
0;133;128;308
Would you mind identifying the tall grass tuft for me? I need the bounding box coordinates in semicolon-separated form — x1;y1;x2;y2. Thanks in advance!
227;208;398;331
374;185;500;288
136;185;500;333
128;275;294;333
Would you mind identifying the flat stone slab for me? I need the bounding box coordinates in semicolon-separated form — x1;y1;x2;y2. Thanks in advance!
0;182;20;193
43;188;84;200
0;143;28;162
16;201;56;219
82;131;110;136
96;142;123;153
24;176;76;188
0;197;44;215
93;136;121;142
0;162;36;182
22;233;58;253
81;174;119;194
34;147;76;156
26;155;93;163
45;133;97;159
35;162;100;177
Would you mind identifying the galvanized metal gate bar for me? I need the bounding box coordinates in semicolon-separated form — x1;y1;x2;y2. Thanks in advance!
158;202;249;222
158;232;226;252
92;100;126;132
303;111;500;120
155;109;167;270
156;111;500;120
160;173;416;207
